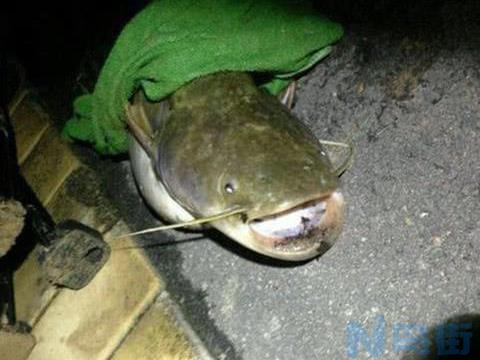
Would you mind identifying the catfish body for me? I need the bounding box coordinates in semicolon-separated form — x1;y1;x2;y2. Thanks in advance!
127;72;344;261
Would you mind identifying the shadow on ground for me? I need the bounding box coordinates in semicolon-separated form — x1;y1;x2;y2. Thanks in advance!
402;314;480;360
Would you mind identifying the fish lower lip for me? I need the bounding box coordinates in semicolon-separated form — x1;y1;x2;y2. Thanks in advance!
248;192;344;253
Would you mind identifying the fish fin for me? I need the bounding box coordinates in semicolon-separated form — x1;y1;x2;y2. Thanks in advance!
141;96;170;133
279;80;297;109
319;139;355;177
125;92;158;159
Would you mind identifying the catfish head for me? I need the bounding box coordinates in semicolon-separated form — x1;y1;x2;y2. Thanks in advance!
127;72;344;261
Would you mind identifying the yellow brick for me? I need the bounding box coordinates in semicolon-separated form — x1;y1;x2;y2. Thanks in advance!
28;222;162;360
20;127;80;205
10;97;51;165
47;166;118;234
111;295;196;360
13;246;58;326
0;328;36;360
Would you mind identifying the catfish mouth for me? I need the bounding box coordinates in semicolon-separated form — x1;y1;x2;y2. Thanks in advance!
248;191;344;257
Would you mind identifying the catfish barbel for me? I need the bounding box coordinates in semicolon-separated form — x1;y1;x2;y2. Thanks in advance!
125;72;346;261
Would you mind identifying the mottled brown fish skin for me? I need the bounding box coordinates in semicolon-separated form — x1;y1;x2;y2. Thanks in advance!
157;72;339;221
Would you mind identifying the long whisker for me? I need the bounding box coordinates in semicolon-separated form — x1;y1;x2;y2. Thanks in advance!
114;207;246;239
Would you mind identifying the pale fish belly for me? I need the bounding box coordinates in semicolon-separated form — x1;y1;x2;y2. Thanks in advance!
129;136;195;224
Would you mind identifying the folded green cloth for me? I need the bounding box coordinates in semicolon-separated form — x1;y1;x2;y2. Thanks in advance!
63;0;343;155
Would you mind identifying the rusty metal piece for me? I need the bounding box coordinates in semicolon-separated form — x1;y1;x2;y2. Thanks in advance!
44;220;110;290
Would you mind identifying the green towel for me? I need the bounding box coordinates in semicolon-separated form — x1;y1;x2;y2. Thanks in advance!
63;0;343;155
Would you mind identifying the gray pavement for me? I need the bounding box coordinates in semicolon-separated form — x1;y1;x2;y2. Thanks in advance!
99;2;480;359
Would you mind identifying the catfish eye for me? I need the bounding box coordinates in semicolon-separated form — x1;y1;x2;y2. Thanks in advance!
224;182;235;194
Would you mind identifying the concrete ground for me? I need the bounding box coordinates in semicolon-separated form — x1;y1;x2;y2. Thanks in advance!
94;1;480;359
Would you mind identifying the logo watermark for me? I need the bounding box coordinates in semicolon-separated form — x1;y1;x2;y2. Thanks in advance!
346;315;473;358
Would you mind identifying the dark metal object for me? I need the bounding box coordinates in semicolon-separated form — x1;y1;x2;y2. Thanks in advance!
44;221;110;290
0;104;20;326
0;68;110;326
0;270;16;325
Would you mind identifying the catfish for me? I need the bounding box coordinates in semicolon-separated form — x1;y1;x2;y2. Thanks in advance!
125;72;346;261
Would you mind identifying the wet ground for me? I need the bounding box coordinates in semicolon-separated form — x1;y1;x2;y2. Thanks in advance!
9;0;480;359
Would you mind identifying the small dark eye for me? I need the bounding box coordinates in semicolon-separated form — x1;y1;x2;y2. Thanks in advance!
224;183;235;194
